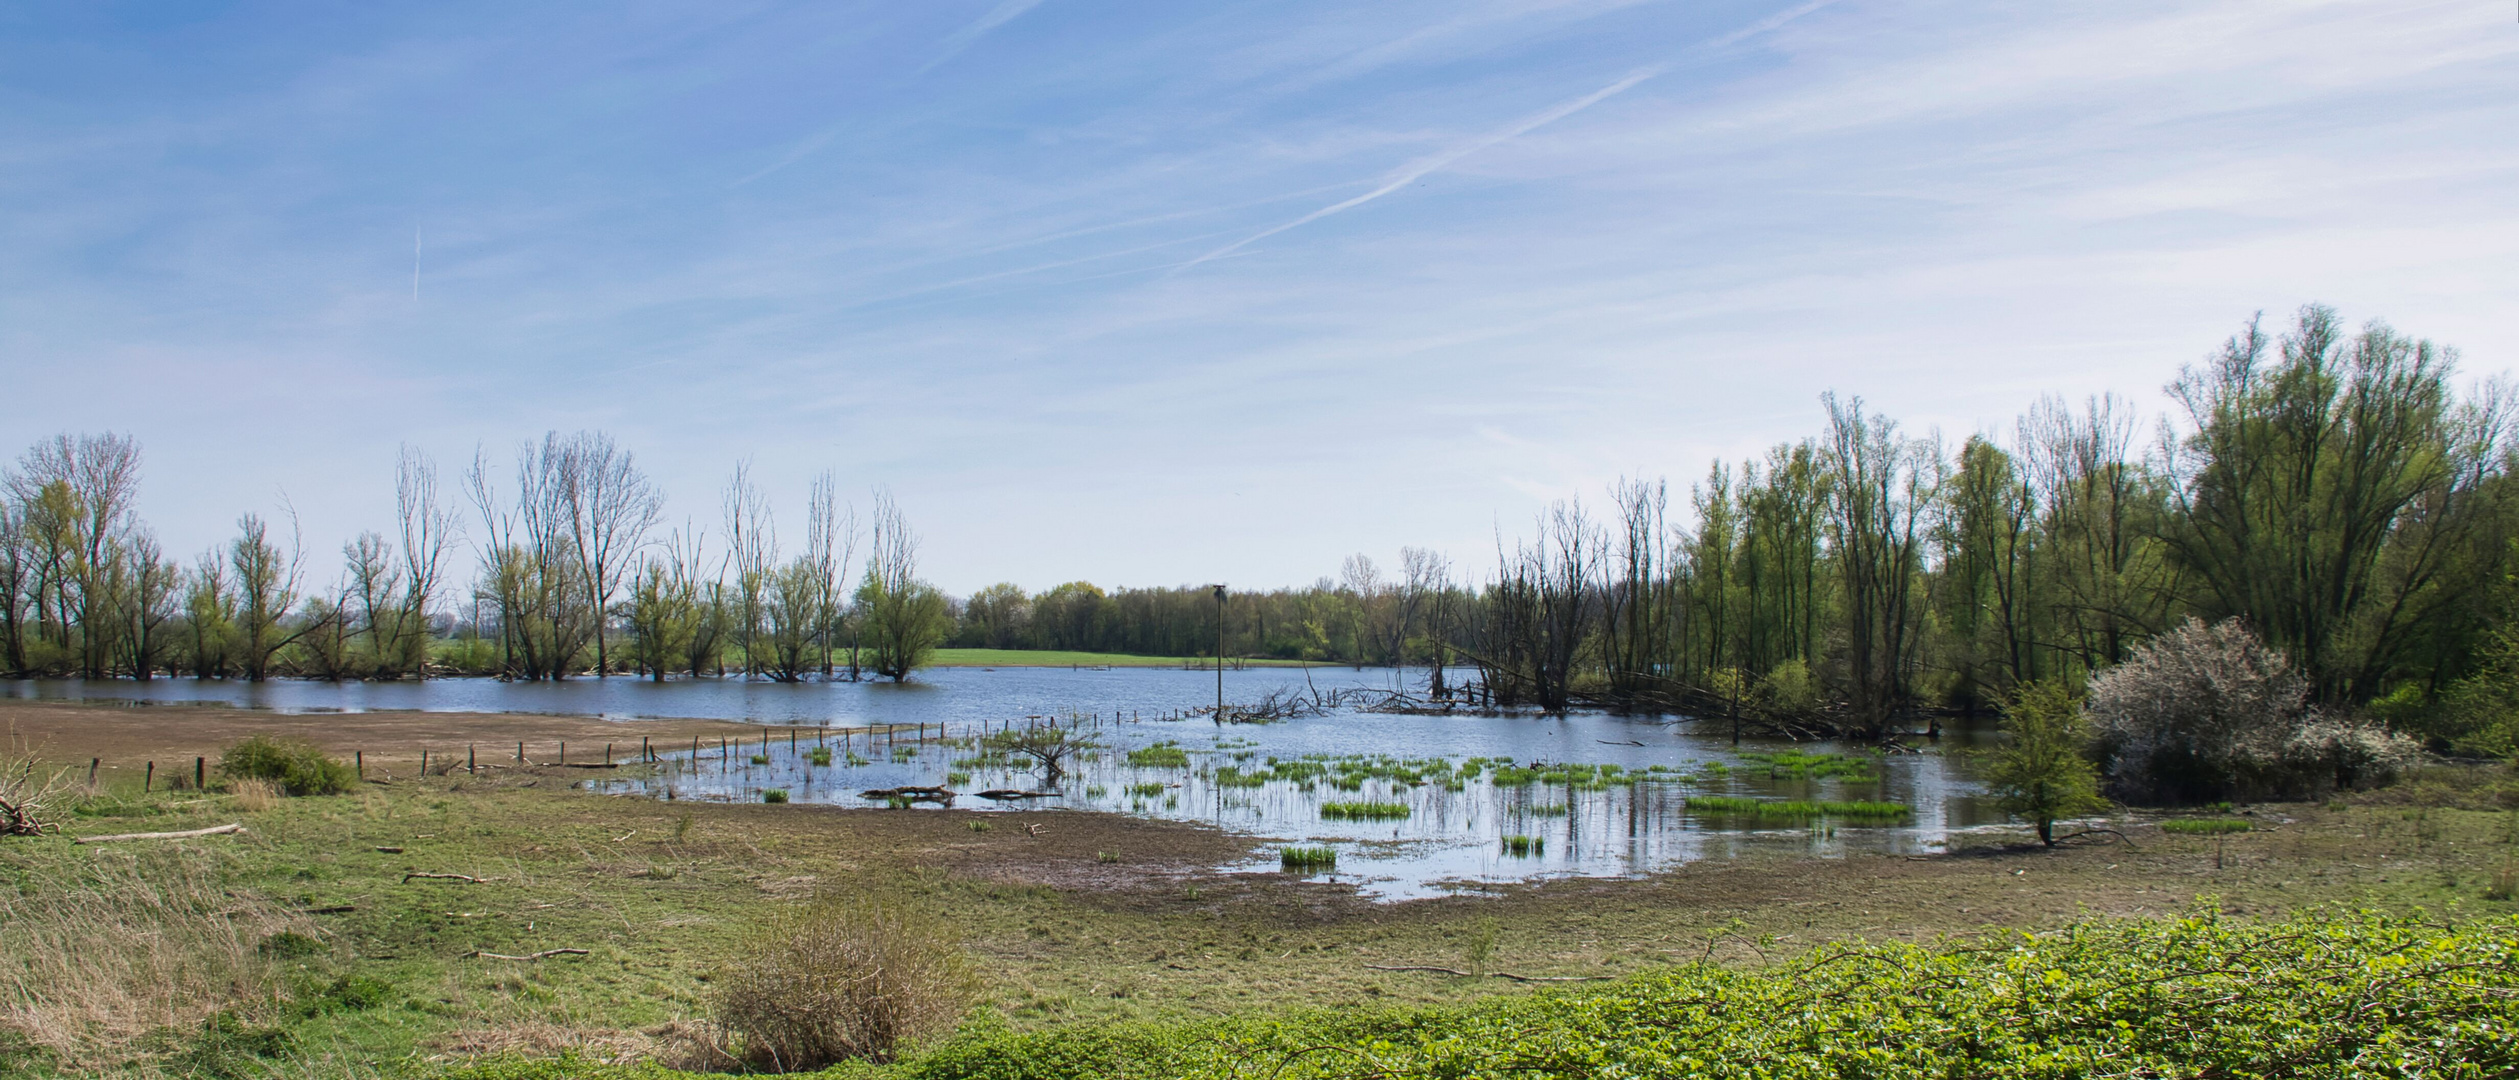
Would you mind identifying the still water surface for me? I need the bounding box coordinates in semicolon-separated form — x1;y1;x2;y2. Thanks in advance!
6;667;1997;899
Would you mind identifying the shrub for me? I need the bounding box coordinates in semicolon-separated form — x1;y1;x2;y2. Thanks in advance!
712;898;975;1070
217;736;355;797
1980;679;2107;845
2086;619;2417;803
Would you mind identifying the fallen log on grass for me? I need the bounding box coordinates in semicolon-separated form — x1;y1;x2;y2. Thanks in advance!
1365;963;1614;983
859;786;957;802
466;948;589;961
74;823;245;845
403;871;501;884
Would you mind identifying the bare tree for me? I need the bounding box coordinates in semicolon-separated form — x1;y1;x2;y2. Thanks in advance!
121;532;176;681
724;463;774;678
805;471;857;677
5;434;143;676
856;491;946;681
466;440;596;680
1821;394;1935;735
229;511;305;681
392;446;460;678
558;433;661;676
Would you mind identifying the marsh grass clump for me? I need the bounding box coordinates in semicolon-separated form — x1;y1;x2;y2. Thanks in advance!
1500;835;1544;857
2160;817;2252;835
750;754;773;765
762;789;789;804
1319;800;1411;821
1279;845;1336;870
218;736;354;797
1126;742;1191;769
945;771;972;786
712;898;976;1070
806;748;834;767
1685;797;1911;821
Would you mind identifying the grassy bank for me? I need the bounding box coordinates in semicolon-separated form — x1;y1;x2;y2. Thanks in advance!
1;707;2515;1077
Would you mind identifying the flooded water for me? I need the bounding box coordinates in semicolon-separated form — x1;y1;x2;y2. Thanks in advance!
6;666;1999;900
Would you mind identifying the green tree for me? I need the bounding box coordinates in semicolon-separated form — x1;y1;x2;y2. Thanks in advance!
1981;678;2105;845
856;493;947;681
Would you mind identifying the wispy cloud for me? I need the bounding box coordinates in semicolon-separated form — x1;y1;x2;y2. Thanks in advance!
1181;66;1664;270
923;0;1051;73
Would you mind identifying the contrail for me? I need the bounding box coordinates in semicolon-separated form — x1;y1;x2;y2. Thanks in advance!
1174;0;1843;272
1180;66;1663;271
922;0;1049;73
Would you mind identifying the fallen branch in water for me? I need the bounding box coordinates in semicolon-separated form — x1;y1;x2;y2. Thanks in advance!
466;948;589;961
403;871;500;884
74;823;244;844
1365;963;1615;983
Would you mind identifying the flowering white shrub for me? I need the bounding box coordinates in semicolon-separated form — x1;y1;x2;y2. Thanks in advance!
2087;619;2414;802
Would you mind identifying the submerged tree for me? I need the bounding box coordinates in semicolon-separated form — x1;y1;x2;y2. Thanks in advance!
856;493;947;681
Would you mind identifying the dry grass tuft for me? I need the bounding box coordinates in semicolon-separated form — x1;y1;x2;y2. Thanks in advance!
712;897;976;1070
426;1021;665;1065
0;846;310;1067
228;778;281;813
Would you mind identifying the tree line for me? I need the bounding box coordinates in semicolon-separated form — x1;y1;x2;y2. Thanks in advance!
0;432;954;684
946;306;2519;754
7;306;2516;753
1454;306;2519;754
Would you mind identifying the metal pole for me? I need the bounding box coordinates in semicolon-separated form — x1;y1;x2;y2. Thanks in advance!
1210;584;1226;719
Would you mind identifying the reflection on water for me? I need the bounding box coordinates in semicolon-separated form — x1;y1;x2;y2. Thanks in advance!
5;667;1996;900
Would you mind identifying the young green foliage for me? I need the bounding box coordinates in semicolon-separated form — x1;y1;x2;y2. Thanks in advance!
1983;678;2106;845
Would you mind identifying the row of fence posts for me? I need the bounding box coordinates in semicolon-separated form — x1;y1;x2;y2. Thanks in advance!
89;705;1193;793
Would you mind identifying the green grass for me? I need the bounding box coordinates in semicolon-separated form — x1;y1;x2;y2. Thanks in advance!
1126;743;1192;768
2161;818;2254;835
805;747;833;767
1319;800;1412;821
926;649;1315;668
1684;797;1911;821
445;908;2519;1080
1279;846;1337;870
761;789;788;804
1499;835;1544;857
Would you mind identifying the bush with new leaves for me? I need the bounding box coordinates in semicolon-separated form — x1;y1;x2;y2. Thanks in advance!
1980;679;2105;844
712;898;975;1070
217;736;355;797
2086;619;2416;803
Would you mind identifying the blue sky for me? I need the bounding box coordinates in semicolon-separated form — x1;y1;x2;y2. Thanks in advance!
3;0;2514;594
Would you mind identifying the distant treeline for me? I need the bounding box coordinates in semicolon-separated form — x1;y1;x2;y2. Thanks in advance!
4;307;2514;750
950;307;2519;752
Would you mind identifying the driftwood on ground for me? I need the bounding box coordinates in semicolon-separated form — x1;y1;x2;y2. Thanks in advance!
1364;963;1614;983
466;948;589;961
860;786;957;803
74;822;245;845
